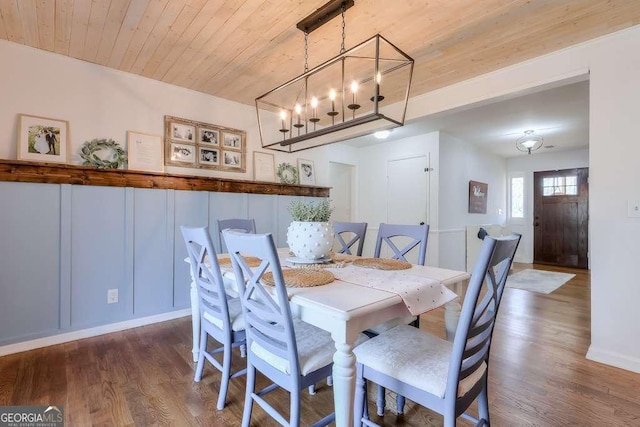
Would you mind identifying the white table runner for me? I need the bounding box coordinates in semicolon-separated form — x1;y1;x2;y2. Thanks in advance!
328;264;458;315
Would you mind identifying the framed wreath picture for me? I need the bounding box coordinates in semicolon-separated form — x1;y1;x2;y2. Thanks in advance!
164;116;245;172
17;114;70;164
277;162;298;184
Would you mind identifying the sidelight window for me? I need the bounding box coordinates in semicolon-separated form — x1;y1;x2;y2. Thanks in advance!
510;175;524;219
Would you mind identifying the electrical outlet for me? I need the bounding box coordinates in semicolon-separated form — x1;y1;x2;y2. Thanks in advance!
107;289;118;304
628;200;640;218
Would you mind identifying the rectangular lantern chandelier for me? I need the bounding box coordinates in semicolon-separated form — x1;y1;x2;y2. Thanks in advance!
255;1;414;153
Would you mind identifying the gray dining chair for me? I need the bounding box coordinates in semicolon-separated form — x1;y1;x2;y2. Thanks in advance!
353;233;521;427
181;225;247;410
217;218;256;252
333;221;368;256
223;229;363;427
369;222;430;415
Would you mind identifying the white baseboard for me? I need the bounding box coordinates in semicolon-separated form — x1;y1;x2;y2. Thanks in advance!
0;309;192;357
586;345;640;374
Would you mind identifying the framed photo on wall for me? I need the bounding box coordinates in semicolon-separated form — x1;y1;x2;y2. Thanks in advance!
164;116;245;172
127;131;164;173
469;180;488;213
17;114;70;164
297;158;316;185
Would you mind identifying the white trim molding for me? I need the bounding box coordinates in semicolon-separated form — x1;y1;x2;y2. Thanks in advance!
0;309;191;357
586;345;640;374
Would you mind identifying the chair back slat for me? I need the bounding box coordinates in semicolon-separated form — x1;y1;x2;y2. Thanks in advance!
217;218;256;252
374;223;429;266
181;226;232;331
333;221;367;256
223;230;302;378
446;233;521;399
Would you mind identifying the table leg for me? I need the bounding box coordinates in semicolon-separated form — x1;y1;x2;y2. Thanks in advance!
190;278;199;362
332;340;356;427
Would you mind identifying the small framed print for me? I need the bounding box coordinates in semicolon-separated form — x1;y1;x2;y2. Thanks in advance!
222;151;242;169
222;131;242;151
127;131;164;173
164;116;245;172
297;158;316;185
199;147;219;165
469;180;488;214
199;128;219;146
253;151;275;182
17;114;69;164
170;142;196;164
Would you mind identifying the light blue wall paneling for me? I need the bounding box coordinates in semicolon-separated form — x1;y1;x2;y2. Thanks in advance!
174;190;209;308
276;196;297;247
209;192;248;252
248;193;278;239
0;180;314;347
133;188;174;316
0;183;61;344
70;186;129;328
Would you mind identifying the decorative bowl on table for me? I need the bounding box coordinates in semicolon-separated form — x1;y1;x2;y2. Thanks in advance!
287;221;333;260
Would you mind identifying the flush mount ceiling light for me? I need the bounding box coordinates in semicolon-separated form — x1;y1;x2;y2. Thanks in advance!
255;0;414;153
516;130;544;154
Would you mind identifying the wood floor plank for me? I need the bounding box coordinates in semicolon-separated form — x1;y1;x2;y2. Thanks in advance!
1;264;640;426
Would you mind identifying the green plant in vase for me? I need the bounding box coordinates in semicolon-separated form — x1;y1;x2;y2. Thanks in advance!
287;199;334;260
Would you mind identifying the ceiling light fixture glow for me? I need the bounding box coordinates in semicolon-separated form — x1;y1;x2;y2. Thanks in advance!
516;130;543;154
374;130;390;139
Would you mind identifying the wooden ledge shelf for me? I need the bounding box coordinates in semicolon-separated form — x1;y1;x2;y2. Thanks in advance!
0;160;330;197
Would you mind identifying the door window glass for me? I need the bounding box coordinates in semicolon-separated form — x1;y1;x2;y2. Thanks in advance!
542;176;577;196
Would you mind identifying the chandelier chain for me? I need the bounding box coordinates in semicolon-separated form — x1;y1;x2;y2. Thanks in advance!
340;3;346;54
304;31;309;72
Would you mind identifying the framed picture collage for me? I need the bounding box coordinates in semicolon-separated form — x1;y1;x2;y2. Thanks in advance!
164;115;246;172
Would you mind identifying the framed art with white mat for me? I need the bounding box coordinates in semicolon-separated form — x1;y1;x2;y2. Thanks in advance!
253;151;275;182
297;158;316;185
127;131;164;173
18;114;69;164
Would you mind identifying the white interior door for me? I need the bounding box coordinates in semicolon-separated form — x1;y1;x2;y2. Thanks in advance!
329;162;355;221
386;155;428;262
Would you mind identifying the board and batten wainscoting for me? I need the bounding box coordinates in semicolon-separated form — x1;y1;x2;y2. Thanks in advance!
0;160;328;355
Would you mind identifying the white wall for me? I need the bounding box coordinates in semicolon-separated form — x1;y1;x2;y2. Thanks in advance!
407;26;640;373
438;133;507;270
506;148;589;263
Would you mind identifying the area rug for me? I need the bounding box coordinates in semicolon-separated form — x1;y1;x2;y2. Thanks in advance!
506;269;575;294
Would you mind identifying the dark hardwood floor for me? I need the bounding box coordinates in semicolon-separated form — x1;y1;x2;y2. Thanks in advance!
1;263;640;426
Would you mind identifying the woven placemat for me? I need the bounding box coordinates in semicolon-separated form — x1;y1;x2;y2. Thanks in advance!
217;255;262;268
261;269;335;287
352;258;412;270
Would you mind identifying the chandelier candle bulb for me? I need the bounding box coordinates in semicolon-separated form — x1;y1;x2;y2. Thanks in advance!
293;104;304;134
309;96;320;129
348;80;361;114
371;71;385;102
279;110;289;138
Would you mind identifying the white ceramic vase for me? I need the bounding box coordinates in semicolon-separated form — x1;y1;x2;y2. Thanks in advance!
287;221;334;260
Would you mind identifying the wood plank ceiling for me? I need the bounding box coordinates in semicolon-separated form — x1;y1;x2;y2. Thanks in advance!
1;0;639;107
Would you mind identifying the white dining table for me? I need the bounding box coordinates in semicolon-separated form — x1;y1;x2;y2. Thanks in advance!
186;252;470;427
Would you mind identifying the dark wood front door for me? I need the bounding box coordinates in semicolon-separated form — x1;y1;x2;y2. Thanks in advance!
534;168;589;268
